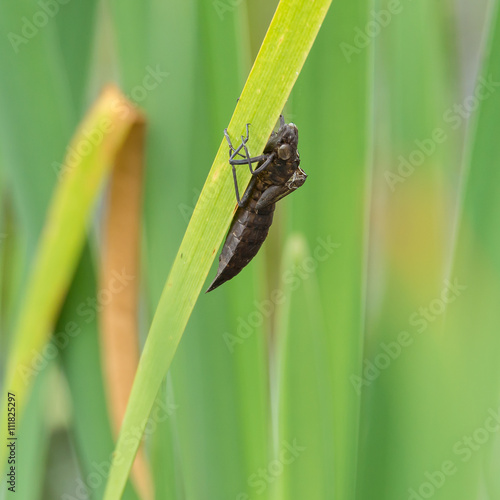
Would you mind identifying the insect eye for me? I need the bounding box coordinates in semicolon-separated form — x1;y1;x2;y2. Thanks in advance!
278;144;292;160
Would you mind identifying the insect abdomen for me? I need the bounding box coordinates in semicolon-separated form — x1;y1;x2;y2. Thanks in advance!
206;204;275;292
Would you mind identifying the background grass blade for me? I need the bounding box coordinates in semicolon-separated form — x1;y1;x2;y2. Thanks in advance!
0;3;76;495
438;1;500;497
291;2;373;497
357;1;455;497
0;86;144;470
0;4;130;497
57;248;139;500
274;234;333;499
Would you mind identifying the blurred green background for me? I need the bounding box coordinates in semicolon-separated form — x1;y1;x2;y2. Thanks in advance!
2;0;500;499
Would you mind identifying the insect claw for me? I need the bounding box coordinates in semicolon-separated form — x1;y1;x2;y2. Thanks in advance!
224;128;238;156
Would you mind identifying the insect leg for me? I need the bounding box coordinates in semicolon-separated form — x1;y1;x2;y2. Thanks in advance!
238;140;276;177
238;123;257;173
229;154;268;165
226;125;255;205
251;153;276;175
231;161;259;207
240;138;256;174
255;184;285;210
224;128;236;152
279;114;285;127
238;175;257;207
256;167;307;209
229;152;275;176
242;122;250;143
231;162;242;205
224;128;247;160
226;123;273;173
